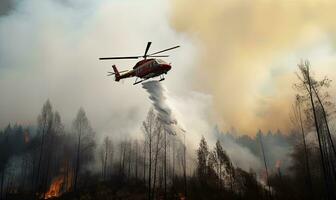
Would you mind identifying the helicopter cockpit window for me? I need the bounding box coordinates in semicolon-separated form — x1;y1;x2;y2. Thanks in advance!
156;59;167;64
151;60;158;67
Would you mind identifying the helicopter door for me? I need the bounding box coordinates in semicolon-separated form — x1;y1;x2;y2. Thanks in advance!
135;67;141;76
151;60;158;68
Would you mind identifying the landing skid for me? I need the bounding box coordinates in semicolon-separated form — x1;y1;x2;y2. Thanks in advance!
133;74;165;85
133;79;144;85
159;74;165;82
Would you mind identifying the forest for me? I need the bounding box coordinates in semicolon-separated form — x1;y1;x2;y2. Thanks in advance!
1;61;336;200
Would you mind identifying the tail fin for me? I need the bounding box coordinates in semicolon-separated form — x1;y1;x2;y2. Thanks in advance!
112;65;120;81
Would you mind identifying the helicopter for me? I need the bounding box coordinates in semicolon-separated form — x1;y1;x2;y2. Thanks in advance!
99;42;180;85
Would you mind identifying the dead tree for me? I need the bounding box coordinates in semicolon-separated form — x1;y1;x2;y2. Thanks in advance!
142;108;156;200
35;100;53;194
183;133;187;199
72;107;95;192
103;137;109;180
295;60;336;199
164;127;167;200
100;136;112;181
152;121;163;198
134;140;139;180
108;141;114;179
291;95;313;195
143;139;147;183
258;132;271;199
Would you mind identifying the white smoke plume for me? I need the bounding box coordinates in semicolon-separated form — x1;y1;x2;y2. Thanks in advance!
142;80;183;135
142;80;262;171
0;0;281;174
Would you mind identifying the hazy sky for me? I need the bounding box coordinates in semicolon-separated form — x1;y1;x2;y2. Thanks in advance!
0;0;201;143
1;0;336;138
171;0;336;133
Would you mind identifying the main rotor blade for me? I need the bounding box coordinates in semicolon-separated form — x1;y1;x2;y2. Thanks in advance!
147;55;169;58
99;56;140;60
144;42;152;58
148;45;180;56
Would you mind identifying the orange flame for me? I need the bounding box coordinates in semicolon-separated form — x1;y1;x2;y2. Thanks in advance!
44;161;73;199
44;176;64;199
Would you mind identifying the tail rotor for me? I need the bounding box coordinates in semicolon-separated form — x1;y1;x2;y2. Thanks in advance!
107;65;128;82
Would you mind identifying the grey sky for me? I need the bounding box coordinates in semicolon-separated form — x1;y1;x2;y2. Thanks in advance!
0;0;197;139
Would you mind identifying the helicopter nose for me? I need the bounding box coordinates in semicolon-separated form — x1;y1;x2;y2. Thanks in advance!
162;64;171;71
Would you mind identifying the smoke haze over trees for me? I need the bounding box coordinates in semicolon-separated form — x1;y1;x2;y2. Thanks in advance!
3;0;336;136
2;0;336;199
2;61;336;199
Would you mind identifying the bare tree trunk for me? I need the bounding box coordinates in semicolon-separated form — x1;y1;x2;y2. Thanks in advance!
143;141;146;183
135;141;138;180
152;131;161;198
0;169;4;200
164;129;167;200
122;142;126;174
172;138;175;181
183;134;187;199
128;142;131;178
65;160;69;192
43;132;55;198
219;163;222;190
230;169;234;191
74;133;81;192
119;143;123;174
297;101;314;196
305;66;330;199
109;150;114;180
148;132;152;200
35;123;46;193
31;152;36;191
104;141;108;181
5;175;11;200
20;157;26;192
259;134;271;199
312;86;336;158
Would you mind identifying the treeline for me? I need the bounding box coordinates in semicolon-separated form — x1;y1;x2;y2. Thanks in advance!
265;61;336;200
96;108;189;200
0;102;288;200
0;101;96;199
0;104;190;200
190;136;264;199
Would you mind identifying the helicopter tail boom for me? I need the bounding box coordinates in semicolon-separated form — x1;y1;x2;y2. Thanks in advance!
112;65;121;81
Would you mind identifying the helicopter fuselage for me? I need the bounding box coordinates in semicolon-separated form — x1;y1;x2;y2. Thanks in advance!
99;42;178;85
115;59;171;83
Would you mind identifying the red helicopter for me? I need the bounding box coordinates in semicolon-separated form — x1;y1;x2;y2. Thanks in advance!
99;42;180;85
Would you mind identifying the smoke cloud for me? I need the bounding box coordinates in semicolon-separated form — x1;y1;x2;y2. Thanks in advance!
215;131;262;171
142;80;185;136
0;0;316;172
142;80;262;171
0;0;195;140
142;81;177;126
170;0;336;134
